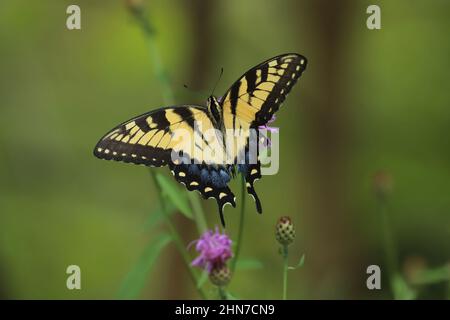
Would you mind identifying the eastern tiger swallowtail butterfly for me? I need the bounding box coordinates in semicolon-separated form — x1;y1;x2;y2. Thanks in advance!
94;53;307;226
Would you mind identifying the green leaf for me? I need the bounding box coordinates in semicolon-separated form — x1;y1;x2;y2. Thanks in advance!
235;258;264;270
392;274;417;300
118;233;172;299
411;265;450;285
288;254;305;270
156;173;193;220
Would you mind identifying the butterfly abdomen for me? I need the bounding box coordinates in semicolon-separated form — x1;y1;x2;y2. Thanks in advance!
207;96;222;125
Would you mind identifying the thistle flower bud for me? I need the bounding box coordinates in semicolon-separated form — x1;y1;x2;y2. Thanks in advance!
373;170;393;200
209;264;232;287
276;216;296;246
125;0;145;13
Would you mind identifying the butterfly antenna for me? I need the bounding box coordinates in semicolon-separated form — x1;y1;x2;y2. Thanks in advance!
183;83;210;97
211;67;224;97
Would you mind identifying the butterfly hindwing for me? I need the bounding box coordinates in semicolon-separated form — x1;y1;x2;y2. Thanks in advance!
169;163;236;226
239;161;262;213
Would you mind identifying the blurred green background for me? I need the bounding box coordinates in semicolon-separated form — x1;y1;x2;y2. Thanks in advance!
0;0;449;299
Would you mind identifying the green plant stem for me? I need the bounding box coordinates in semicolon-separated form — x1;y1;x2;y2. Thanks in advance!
129;6;208;299
231;174;246;273
188;192;208;235
282;245;289;300
130;4;207;235
130;8;174;105
377;196;399;298
218;286;228;300
150;171;206;299
448;280;450;300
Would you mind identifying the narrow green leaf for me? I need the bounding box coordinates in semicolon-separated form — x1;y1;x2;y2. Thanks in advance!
392;274;417;300
288;254;305;270
156;173;193;220
411;265;450;285
235;259;264;270
118;233;172;299
197;270;209;289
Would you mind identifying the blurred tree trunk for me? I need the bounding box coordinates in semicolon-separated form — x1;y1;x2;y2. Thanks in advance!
297;0;367;298
161;0;216;299
0;265;9;298
187;0;215;86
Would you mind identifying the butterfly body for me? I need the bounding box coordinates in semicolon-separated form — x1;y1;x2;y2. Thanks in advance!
206;96;223;126
94;53;307;226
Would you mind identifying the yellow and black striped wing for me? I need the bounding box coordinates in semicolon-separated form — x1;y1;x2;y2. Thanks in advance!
94;106;209;167
220;53;307;213
94;105;236;224
221;53;307;130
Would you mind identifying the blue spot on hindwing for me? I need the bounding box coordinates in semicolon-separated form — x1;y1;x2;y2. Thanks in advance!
210;170;226;188
219;169;231;184
184;165;231;189
238;164;248;176
187;164;200;176
200;168;210;184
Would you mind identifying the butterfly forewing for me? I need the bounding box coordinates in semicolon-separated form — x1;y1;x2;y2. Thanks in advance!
221;53;307;129
94;106;206;167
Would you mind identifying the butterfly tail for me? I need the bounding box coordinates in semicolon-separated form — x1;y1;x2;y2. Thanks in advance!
240;163;263;214
246;182;262;214
218;204;227;227
218;209;226;227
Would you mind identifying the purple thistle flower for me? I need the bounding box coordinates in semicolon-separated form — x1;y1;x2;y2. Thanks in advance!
259;115;278;147
191;227;233;273
259;114;279;132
